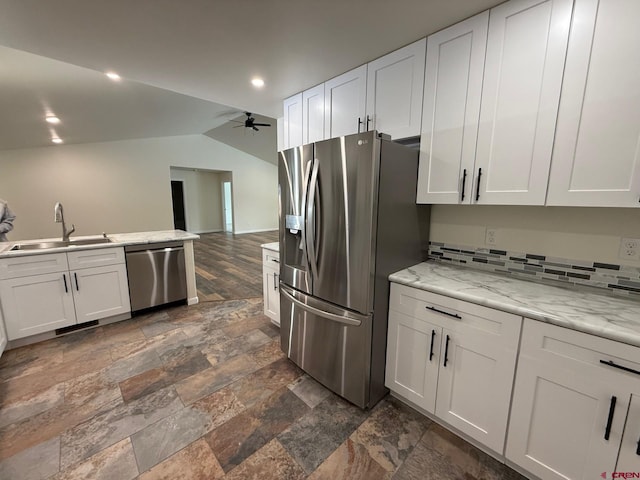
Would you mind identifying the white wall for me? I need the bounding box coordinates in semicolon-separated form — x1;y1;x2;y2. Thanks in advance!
430;205;640;266
170;167;223;233
0;134;278;240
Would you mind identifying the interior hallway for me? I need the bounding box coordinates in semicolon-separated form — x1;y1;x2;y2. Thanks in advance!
0;231;525;479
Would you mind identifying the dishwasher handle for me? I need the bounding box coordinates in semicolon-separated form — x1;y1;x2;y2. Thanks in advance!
124;241;184;253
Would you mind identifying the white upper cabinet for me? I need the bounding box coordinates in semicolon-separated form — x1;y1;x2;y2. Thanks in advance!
475;0;573;205
324;65;368;139
417;12;489;204
302;84;325;144
365;39;426;140
283;92;303;149
547;0;640;207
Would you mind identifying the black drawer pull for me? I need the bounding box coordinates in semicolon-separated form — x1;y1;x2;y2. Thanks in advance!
605;395;617;440
443;335;450;367
74;272;79;291
63;274;68;293
272;259;279;264
426;306;461;320
461;169;467;202
600;360;640;377
273;272;278;291
429;330;436;361
475;167;482;202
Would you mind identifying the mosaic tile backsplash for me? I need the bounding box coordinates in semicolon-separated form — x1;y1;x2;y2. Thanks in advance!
428;242;640;297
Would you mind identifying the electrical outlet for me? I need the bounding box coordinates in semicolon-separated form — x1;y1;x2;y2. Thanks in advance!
619;238;640;260
485;228;498;246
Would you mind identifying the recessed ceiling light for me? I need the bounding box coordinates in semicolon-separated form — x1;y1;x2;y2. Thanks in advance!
45;115;60;124
251;78;265;88
105;71;121;81
51;137;63;144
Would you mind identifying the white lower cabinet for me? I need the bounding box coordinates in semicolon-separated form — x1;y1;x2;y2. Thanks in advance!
0;248;131;341
262;247;280;326
506;319;640;480
386;283;522;454
0;306;6;357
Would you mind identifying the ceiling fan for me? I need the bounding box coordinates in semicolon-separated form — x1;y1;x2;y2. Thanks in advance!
232;112;272;131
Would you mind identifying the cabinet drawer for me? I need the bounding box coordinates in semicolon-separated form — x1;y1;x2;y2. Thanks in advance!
0;253;69;280
389;282;520;339
521;319;640;391
262;249;280;268
67;247;125;270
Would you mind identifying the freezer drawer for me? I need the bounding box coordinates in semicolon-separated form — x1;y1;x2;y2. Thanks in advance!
280;284;372;408
125;242;187;312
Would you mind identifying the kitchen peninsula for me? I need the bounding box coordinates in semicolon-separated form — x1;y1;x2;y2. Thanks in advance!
0;230;199;352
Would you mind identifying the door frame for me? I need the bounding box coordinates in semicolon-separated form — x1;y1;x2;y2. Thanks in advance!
221;180;234;233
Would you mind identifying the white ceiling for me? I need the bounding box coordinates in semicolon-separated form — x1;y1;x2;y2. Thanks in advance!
0;0;502;149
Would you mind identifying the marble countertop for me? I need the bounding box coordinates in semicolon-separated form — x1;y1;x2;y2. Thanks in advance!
390;261;640;348
261;242;279;252
0;230;200;257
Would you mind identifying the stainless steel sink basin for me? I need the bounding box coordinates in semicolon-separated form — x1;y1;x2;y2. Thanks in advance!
10;237;111;251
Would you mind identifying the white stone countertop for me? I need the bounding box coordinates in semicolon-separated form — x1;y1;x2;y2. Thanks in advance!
390;261;640;348
0;230;200;257
261;242;279;252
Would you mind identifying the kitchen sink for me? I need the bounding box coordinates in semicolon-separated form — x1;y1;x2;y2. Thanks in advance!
10;237;112;251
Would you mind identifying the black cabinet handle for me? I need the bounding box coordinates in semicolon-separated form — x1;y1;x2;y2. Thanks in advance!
426;306;462;320
62;274;68;293
357;117;363;133
475;167;482;201
461;169;467;202
605;395;617;440
600;359;640;377
429;330;436;361
74;272;79;291
443;335;450;367
636;437;640;456
272;259;280;264
273;272;278;291
366;115;372;131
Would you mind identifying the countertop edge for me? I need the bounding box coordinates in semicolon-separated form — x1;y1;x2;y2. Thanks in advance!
389;268;640;349
0;230;200;257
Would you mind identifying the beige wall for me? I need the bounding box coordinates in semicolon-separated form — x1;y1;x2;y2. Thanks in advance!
170;168;224;233
430;205;640;266
0;134;278;240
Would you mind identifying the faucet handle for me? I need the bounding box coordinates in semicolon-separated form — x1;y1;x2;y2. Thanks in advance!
68;224;75;236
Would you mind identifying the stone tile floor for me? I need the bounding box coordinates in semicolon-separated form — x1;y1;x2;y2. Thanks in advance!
0;297;527;479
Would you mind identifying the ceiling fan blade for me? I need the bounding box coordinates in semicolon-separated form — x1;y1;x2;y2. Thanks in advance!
252;123;271;127
252;126;259;131
232;124;244;128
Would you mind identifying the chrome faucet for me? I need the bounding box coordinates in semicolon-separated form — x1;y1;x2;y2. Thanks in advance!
54;202;75;241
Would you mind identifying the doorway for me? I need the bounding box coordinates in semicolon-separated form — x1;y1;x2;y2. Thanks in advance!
222;181;233;233
171;180;187;231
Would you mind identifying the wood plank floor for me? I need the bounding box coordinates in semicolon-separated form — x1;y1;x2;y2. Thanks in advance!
193;231;278;302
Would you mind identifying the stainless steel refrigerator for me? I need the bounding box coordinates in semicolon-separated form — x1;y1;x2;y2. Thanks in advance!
278;131;430;409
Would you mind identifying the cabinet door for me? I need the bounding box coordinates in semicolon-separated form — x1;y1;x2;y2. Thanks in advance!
474;0;573;205
324;65;367;139
283;93;303;149
417;12;488;204
506;321;628;480
302;84;325;144
434;314;520;453
0;273;76;340
385;310;441;413
365;38;426;140
0;307;7;357
617;394;640;474
263;267;280;326
71;265;130;323
547;0;640;207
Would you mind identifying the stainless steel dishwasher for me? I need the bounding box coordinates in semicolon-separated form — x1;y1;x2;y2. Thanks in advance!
125;241;187;312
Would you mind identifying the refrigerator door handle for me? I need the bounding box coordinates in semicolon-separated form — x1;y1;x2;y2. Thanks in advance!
305;159;319;280
280;284;364;327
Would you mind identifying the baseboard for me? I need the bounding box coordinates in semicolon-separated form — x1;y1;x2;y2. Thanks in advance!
233;228;278;234
191;229;223;234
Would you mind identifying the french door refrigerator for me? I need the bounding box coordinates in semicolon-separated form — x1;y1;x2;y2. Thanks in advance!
278;131;429;409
